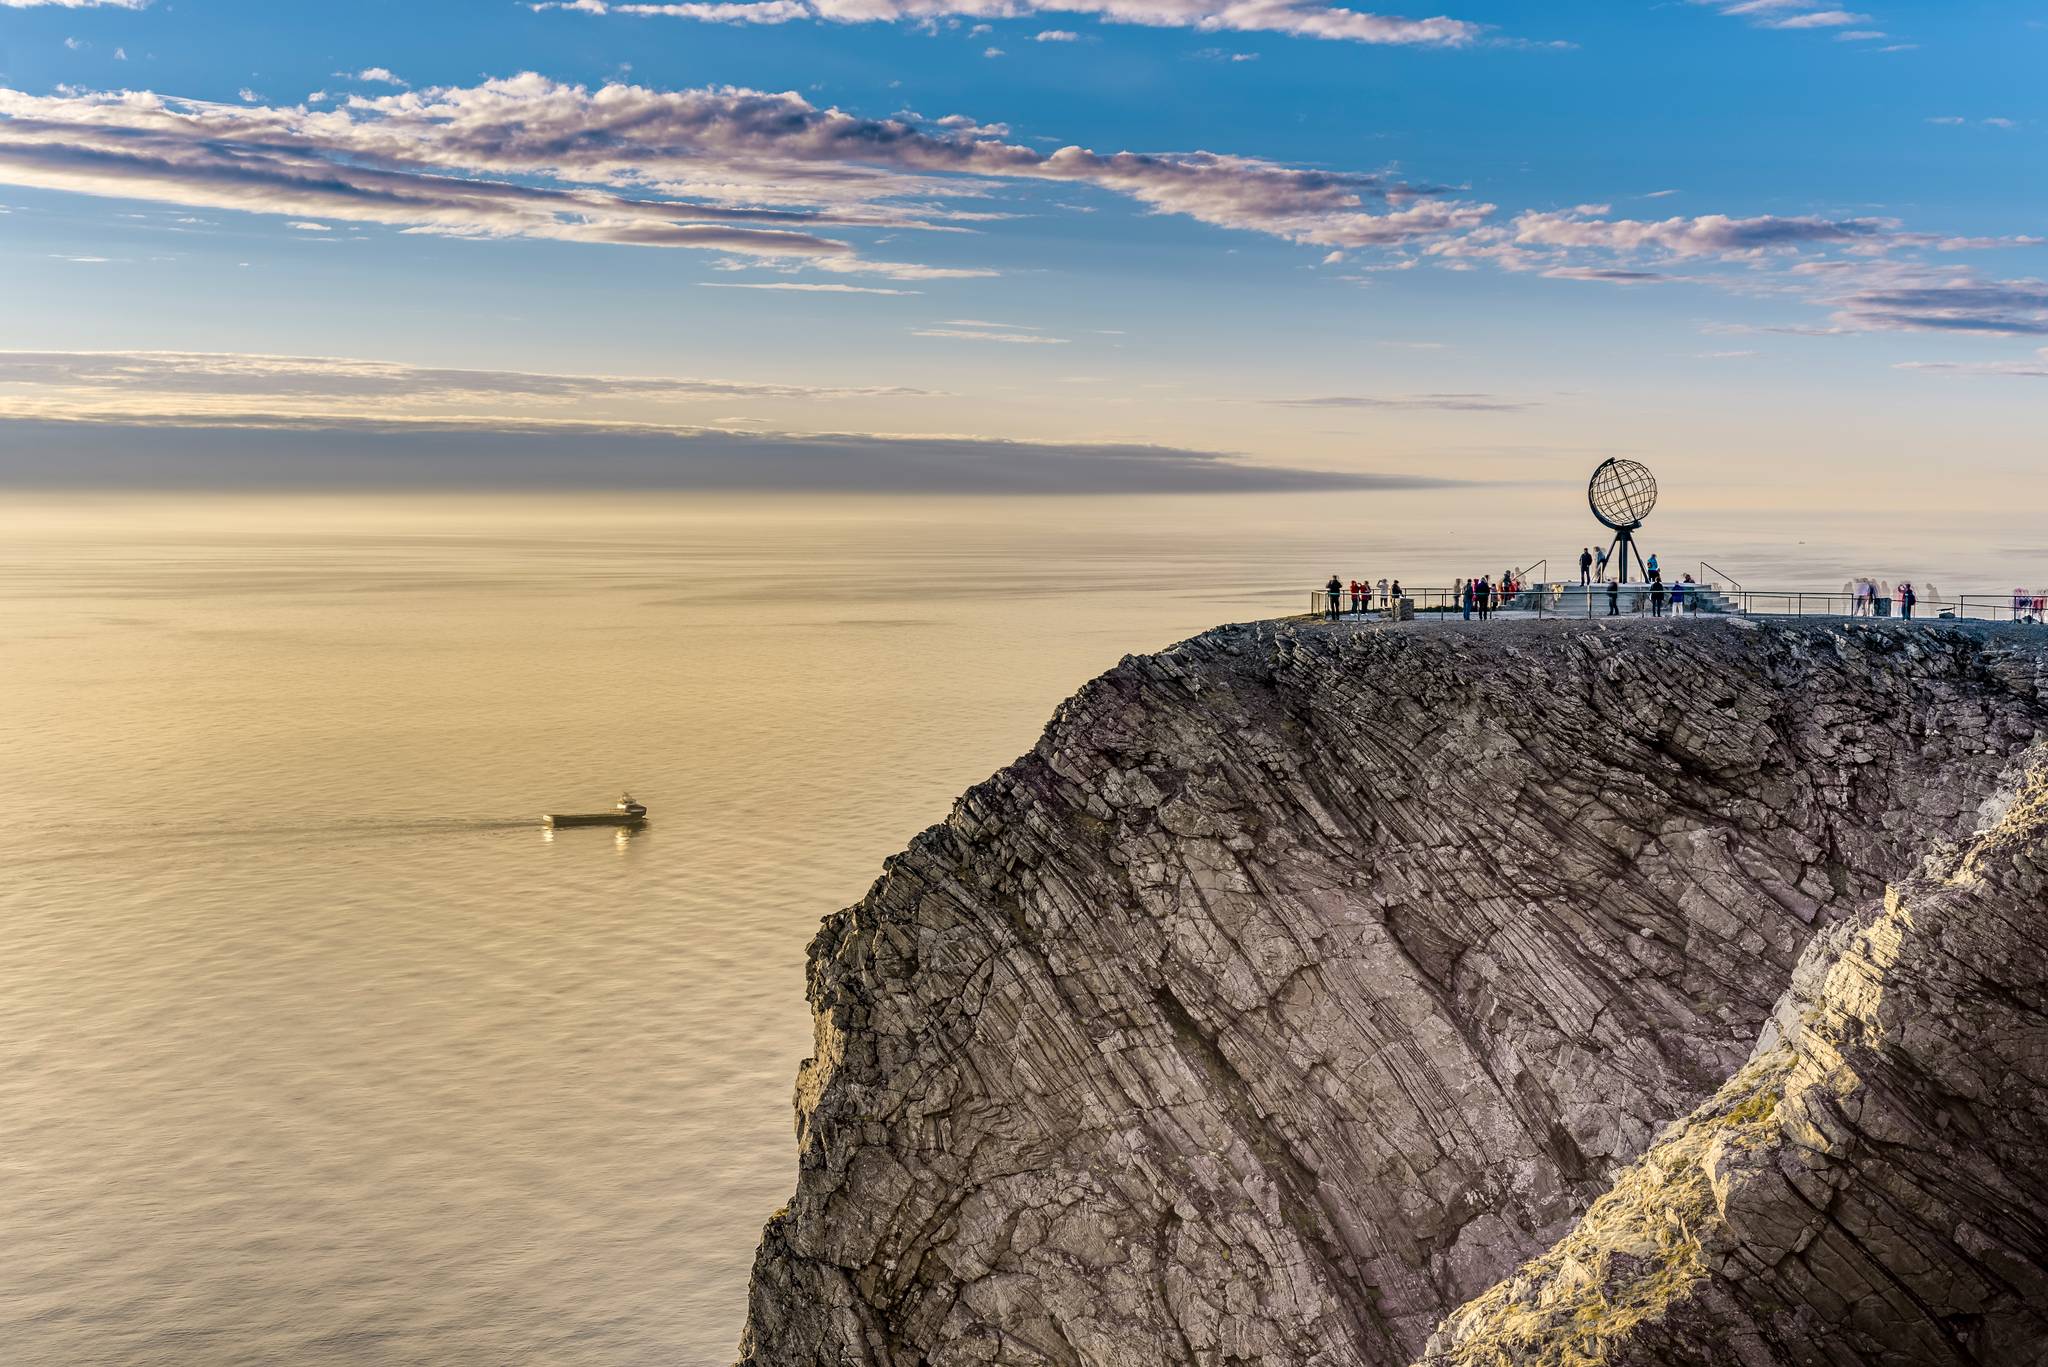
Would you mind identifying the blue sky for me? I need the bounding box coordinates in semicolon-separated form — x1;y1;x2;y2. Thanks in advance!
0;0;2041;497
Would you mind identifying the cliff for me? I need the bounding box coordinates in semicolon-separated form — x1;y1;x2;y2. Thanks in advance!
738;617;2048;1366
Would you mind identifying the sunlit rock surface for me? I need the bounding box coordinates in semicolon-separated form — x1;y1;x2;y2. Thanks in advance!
738;618;2048;1366
1419;745;2048;1367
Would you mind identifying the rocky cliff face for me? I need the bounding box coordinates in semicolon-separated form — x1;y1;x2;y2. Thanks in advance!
1418;745;2048;1367
738;619;2048;1367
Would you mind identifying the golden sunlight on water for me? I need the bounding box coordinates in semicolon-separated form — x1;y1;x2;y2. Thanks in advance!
0;491;2030;1364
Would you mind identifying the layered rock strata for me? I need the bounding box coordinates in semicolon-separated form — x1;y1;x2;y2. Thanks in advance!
1419;746;2048;1366
739;619;2048;1366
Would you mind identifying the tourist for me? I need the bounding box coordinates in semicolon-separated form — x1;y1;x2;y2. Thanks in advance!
1579;547;1593;586
1607;578;1620;616
1650;576;1666;617
1390;578;1403;606
1377;576;1390;610
1478;576;1491;621
1349;579;1364;614
1645;552;1660;582
1902;582;1917;620
1326;573;1343;620
1595;546;1610;580
1461;578;1473;621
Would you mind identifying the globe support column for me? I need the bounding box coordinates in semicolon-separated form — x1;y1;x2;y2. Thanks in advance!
1606;524;1647;582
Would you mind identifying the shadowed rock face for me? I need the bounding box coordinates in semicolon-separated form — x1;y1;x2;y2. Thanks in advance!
737;619;2048;1367
1419;747;2048;1367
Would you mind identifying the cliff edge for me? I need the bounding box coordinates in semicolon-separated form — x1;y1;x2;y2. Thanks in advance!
739;617;2048;1366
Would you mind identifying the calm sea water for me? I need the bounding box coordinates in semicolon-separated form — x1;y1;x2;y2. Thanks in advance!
1;490;2036;1365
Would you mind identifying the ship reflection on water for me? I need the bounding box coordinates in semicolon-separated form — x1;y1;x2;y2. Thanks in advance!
537;823;647;854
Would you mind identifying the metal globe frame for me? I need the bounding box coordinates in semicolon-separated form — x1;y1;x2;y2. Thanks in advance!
1588;458;1658;583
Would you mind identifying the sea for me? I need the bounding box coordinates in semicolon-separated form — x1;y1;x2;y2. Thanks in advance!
1;489;2037;1365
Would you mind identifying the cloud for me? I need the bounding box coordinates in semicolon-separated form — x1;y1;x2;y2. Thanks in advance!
0;75;1491;277
1832;274;2048;336
538;0;1489;46
1895;348;2048;380
700;281;920;292
0;0;148;7
911;326;1068;343
1761;9;1868;28
356;67;410;87
1261;392;1532;411
1690;0;1884;34
1539;265;1665;282
0;349;934;416
1426;206;1905;279
1034;28;1078;40
1512;208;1887;256
0;412;1446;493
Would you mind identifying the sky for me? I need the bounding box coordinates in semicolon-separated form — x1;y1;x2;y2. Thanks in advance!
0;0;2042;500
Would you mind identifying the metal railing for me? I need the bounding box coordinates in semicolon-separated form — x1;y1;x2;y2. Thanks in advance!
1701;561;1743;592
1727;591;2047;623
1305;586;2048;625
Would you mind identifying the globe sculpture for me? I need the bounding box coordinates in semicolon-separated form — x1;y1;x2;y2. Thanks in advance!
1587;458;1657;582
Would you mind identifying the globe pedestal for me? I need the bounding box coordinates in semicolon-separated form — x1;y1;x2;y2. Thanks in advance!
1603;523;1648;583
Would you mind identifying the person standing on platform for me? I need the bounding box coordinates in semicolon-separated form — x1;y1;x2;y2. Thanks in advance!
1326;573;1343;621
1607;578;1620;616
1579;547;1593;586
1461;578;1473;621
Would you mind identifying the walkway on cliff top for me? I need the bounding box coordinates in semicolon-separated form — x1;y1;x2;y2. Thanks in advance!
1308;586;2044;627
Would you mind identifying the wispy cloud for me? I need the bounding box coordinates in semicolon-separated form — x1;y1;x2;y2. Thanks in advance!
1540;265;1665;282
1690;0;1894;38
0;349;933;419
912;324;1068;343
700;281;920;293
1262;391;1532;411
536;0;1490;47
0;0;149;7
1831;272;2048;336
0;75;1492;280
1895;348;2048;379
